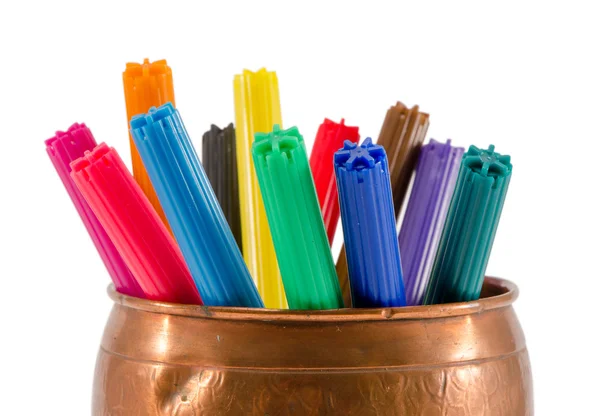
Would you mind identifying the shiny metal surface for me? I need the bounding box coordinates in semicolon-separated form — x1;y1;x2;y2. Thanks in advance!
93;277;533;415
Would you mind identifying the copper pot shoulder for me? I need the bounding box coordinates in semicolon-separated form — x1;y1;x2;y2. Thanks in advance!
92;277;533;415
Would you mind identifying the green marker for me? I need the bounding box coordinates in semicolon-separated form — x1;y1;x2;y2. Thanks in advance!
423;145;512;304
252;125;343;310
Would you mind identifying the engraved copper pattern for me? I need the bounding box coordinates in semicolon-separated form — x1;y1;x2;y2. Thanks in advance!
92;277;533;415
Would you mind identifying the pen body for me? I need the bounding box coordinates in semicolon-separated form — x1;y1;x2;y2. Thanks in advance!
335;139;406;308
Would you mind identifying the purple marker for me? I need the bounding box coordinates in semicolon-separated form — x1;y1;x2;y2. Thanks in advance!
398;139;464;305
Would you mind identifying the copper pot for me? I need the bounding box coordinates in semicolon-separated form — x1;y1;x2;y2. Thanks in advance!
92;277;533;415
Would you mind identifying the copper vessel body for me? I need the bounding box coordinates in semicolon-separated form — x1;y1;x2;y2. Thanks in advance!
92;277;533;415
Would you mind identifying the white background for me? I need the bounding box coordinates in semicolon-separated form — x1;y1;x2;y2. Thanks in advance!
1;1;598;414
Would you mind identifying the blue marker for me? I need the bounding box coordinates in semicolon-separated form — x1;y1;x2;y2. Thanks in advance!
334;138;406;308
131;103;263;307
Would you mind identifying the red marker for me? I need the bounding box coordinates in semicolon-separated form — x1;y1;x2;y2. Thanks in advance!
309;119;360;245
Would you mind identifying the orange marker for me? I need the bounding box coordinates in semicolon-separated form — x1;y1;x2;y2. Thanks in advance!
122;58;176;227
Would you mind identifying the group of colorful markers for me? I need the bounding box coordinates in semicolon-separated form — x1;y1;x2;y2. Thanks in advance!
46;59;512;310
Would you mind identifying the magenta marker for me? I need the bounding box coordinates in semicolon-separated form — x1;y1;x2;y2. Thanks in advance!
45;123;144;298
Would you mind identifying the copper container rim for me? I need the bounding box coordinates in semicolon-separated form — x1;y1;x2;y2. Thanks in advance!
107;276;517;322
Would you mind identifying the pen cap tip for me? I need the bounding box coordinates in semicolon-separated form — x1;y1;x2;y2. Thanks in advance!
130;113;148;130
70;144;109;175
334;138;386;171
253;125;302;157
464;145;512;180
149;102;176;119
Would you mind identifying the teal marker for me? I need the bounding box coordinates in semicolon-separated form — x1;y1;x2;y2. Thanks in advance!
423;145;512;304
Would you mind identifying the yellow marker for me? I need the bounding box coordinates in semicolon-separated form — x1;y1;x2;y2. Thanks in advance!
234;68;287;309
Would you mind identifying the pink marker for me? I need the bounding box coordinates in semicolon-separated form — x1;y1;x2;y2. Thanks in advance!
70;143;202;305
46;123;144;298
